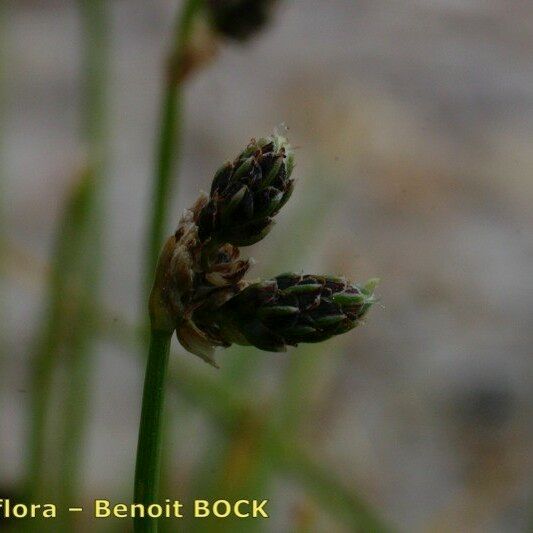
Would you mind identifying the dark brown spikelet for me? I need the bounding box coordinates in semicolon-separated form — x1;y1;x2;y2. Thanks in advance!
207;0;279;41
150;129;378;367
193;274;378;352
197;133;294;248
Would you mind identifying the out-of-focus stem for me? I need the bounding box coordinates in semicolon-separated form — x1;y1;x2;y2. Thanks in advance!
0;1;7;480
25;0;109;520
57;1;109;524
26;173;94;503
168;358;391;532
145;0;204;296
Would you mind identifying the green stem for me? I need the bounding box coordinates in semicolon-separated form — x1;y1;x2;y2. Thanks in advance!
25;0;109;518
145;0;204;295
0;1;7;482
56;2;109;526
26;173;94;502
134;329;173;532
143;0;204;518
5;230;387;530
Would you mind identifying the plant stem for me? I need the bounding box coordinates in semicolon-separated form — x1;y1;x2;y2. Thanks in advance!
25;0;109;517
134;329;173;532
0;1;7;481
57;7;108;524
145;0;204;295
56;2;109;525
143;1;204;518
26;172;94;502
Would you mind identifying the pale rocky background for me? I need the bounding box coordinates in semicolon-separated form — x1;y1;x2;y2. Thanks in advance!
1;1;532;532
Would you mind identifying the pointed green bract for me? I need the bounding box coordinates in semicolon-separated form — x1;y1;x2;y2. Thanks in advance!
362;277;380;295
332;292;367;306
281;283;322;296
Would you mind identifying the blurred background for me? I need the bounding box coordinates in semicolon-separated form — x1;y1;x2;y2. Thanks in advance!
1;0;532;531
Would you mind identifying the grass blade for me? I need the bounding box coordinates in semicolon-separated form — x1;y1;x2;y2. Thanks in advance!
25;3;109;526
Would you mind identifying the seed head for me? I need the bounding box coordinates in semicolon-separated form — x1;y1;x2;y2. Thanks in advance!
197;133;294;248
193;274;378;353
207;0;280;41
149;129;378;367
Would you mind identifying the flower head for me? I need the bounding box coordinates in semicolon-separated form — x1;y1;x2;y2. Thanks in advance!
207;0;280;41
149;129;378;367
197;133;294;248
193;274;378;353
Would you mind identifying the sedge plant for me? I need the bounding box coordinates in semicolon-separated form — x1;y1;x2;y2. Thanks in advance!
25;2;109;521
142;1;287;521
134;131;378;531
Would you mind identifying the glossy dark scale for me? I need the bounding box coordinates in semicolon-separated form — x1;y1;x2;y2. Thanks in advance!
197;200;217;241
308;300;341;320
274;273;301;290
207;0;279;42
210;163;233;195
